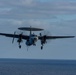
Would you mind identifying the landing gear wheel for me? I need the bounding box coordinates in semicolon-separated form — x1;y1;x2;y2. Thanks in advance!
41;46;43;50
19;45;21;49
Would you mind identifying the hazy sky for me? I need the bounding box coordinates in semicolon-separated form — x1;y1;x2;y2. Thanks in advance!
0;0;76;60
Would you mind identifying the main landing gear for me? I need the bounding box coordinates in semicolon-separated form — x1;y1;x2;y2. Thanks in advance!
19;45;21;49
41;46;43;50
18;40;22;49
41;44;44;50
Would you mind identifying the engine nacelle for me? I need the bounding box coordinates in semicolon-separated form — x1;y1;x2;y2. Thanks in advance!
41;35;47;45
17;34;23;43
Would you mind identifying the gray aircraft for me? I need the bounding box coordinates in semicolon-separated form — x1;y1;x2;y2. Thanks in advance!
0;27;75;50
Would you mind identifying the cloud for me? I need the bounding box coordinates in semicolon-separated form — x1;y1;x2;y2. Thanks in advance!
0;0;76;20
0;18;75;36
20;0;35;6
5;19;50;28
0;0;76;35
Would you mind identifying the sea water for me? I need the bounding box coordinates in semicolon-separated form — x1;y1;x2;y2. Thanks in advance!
0;59;76;75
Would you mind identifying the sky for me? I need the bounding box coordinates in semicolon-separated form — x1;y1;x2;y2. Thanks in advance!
0;0;76;60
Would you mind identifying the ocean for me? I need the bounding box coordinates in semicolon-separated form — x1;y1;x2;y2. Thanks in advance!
0;59;76;75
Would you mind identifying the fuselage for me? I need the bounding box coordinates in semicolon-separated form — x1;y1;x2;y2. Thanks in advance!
26;34;38;46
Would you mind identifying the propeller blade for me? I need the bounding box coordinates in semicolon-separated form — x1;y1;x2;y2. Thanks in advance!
12;38;14;44
12;32;16;44
40;30;51;43
40;33;42;36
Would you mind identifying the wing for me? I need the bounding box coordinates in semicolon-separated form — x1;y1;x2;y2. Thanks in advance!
0;33;29;40
39;36;75;40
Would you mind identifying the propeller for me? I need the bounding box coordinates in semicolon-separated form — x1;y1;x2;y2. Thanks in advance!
40;30;51;36
12;30;27;49
17;32;23;43
15;31;24;42
12;30;24;44
12;31;16;43
40;30;51;43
